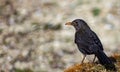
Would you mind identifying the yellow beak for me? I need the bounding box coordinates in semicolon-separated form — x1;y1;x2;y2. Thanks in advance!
65;22;72;25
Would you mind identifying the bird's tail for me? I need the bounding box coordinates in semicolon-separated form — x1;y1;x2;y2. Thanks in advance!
95;50;116;71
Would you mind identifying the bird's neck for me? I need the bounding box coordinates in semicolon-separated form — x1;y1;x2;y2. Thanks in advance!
76;28;91;34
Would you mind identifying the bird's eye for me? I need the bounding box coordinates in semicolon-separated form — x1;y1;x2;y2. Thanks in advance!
75;22;78;24
74;22;78;26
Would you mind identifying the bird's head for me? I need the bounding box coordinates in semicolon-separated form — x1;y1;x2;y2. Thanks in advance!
65;19;90;31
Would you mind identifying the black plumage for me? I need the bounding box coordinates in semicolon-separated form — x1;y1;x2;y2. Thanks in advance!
65;19;116;71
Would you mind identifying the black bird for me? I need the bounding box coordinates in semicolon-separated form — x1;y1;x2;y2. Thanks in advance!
65;19;116;71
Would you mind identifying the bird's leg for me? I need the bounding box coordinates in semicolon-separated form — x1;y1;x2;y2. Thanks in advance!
81;54;86;63
92;55;96;63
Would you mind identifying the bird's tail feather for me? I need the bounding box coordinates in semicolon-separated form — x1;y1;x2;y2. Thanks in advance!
95;51;116;71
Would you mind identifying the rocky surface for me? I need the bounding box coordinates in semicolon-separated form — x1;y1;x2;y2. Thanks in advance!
0;0;120;72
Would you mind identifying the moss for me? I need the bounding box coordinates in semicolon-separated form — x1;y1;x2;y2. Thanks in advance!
31;22;42;31
15;68;33;72
43;23;62;30
64;54;120;72
92;7;101;16
0;28;3;34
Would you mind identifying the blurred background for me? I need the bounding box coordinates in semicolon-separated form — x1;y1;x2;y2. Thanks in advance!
0;0;120;72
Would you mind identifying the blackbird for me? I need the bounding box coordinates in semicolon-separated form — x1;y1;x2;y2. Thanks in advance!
65;19;116;71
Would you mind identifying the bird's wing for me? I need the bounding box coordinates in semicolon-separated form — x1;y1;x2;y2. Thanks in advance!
89;31;103;50
75;31;103;53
